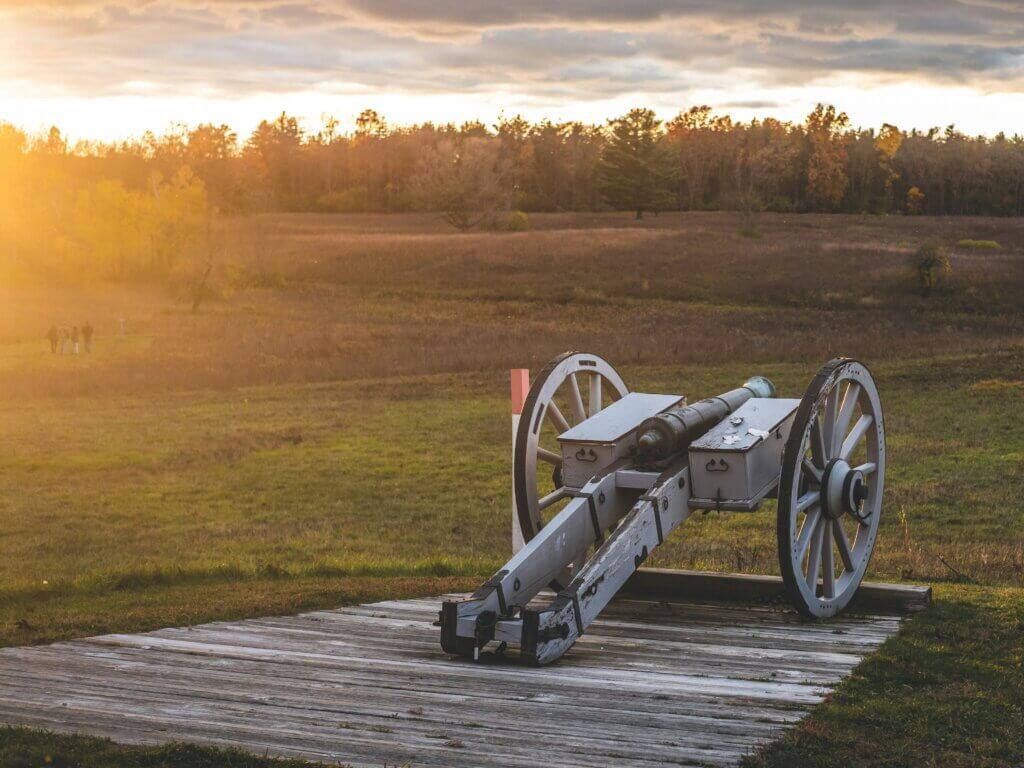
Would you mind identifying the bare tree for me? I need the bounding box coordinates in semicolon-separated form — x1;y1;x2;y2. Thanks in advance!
187;212;216;313
409;137;511;230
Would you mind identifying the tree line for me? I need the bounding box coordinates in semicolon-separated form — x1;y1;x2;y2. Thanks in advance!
2;103;1024;281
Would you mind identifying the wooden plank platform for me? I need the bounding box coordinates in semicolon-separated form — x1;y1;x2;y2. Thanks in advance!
0;594;906;767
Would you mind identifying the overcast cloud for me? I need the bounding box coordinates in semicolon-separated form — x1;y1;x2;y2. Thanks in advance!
1;1;1023;137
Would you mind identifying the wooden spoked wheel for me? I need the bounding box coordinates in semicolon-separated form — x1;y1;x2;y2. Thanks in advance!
514;352;628;588
778;358;886;618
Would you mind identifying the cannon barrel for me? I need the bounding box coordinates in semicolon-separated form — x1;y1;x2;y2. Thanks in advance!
636;376;776;461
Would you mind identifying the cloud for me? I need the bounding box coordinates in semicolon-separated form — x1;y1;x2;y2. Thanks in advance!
1;0;1023;134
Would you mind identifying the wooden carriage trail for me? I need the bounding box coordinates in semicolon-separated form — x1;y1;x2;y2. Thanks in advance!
0;585;923;768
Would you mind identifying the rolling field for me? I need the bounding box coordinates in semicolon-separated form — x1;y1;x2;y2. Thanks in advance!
2;211;1023;398
1;211;1023;766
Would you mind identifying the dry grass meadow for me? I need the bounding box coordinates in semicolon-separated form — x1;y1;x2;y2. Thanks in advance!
2;211;1022;398
1;210;1023;767
2;210;1023;598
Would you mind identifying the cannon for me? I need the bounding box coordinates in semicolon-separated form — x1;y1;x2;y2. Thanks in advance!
441;353;885;665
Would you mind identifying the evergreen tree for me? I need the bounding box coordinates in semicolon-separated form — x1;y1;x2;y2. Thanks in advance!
599;108;672;219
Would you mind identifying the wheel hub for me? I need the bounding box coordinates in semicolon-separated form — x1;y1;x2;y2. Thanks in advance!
820;458;868;520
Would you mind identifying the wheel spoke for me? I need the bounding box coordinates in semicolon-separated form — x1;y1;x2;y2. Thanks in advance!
547;401;570;434
821;523;835;598
833;382;861;455
811;418;829;468
537;487;567;511
805;517;825;590
840;414;874;460
589;374;602;418
516;353;629;552
781;361;884;614
833;521;856;571
797;506;822;562
795;490;819;513
802;458;823;483
566;373;587;425
537;447;562;466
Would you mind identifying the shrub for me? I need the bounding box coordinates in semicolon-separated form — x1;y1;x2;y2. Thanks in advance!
909;240;951;297
738;224;762;239
505;210;530;232
316;187;370;213
956;239;1000;250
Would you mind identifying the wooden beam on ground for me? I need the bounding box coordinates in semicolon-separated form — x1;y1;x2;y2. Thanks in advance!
624;568;932;614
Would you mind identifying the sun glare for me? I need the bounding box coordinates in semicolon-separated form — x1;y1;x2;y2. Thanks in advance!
3;77;1021;143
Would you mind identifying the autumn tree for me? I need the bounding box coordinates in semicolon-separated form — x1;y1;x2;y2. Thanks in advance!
355;109;387;139
875;123;903;211
185;124;240;209
730;119;800;231
564;123;605;210
986;133;1024;215
244;113;306;208
525;121;605;211
0;123;29;269
153;167;209;273
67;167;209;286
805;104;850;210
310;115;341;197
409;137;511;230
526;120;569;209
72;179;151;279
4;104;1024;262
600;108;672;219
495;115;533;207
665;106;736;210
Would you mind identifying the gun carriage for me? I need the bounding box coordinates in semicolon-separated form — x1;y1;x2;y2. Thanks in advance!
441;353;885;665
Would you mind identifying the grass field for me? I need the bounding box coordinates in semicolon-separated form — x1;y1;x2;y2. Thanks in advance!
1;211;1022;766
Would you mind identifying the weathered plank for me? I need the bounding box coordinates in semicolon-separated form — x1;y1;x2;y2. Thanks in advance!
0;593;907;767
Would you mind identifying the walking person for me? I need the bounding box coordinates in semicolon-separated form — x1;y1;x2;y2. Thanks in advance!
60;328;69;355
47;325;59;353
82;321;94;353
71;326;80;355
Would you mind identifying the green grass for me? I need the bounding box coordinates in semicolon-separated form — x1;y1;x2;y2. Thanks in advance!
956;239;1001;250
745;584;1024;768
1;210;1022;766
3;352;1022;648
0;371;506;646
0;727;335;768
1;574;478;648
2;351;1023;764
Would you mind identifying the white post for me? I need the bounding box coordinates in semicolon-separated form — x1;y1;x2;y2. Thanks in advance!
510;368;530;554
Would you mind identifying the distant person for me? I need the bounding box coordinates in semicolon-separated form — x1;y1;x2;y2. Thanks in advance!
47;326;59;353
71;326;80;355
60;327;70;355
119;317;126;336
82;321;94;353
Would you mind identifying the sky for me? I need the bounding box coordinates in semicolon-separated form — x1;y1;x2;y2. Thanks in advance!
2;0;1024;142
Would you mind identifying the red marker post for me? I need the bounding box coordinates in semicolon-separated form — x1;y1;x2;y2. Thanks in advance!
510;369;530;553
